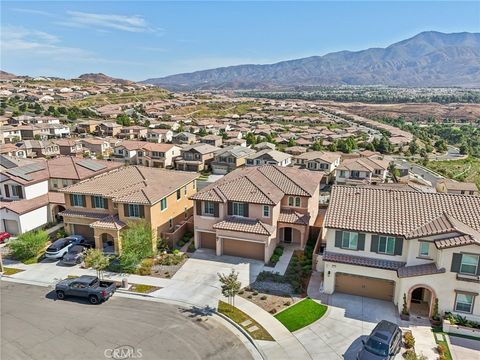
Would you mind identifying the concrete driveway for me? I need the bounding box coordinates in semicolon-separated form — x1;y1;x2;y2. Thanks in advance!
153;249;265;307
294;293;400;360
448;335;480;360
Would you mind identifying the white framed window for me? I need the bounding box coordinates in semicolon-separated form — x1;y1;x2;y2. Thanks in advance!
455;293;474;313
263;205;270;218
203;201;215;216
232;202;245;217
128;204;140;218
342;231;358;250
460;254;479;275
419;242;430;257
378;236;396;255
339;170;346;178
160;197;167;211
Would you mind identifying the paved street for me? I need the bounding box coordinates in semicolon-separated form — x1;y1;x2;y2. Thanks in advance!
1;282;252;360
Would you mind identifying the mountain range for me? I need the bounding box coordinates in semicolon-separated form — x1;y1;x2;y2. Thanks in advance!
143;31;480;90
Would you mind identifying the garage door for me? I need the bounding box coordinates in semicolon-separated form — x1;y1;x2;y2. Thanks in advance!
200;232;216;249
72;224;95;241
335;273;395;301
4;220;19;235
222;239;264;261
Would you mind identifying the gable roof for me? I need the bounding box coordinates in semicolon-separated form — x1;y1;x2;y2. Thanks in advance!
325;186;480;239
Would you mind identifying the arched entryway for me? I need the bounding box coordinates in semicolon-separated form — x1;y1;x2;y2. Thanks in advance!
280;227;302;244
408;285;436;318
101;233;115;254
53;205;66;223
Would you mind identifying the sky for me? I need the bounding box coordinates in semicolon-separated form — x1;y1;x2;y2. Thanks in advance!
1;1;479;81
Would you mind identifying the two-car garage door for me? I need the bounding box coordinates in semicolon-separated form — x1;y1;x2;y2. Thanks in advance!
223;238;264;261
335;273;395;301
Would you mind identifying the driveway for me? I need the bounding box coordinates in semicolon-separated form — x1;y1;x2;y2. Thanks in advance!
153;249;265;307
294;293;400;360
448;335;480;360
1;281;253;360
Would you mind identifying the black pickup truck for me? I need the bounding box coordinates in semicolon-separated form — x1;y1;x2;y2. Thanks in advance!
55;275;116;304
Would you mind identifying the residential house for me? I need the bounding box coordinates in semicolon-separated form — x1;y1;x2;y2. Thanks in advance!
254;142;276;151
224;138;247;147
245;149;292;167
0;144;27;158
319;186;480;321
95;122;122;137
172;132;197;145
175;143;220;172
59;166;198;253
190;165;322;262
335;156;389;185
146;128;173;143
436;179;479;196
18;140;60;158
80;138;112;157
76;121;98;134
136;143;181;168
0;126;22;143
200;135;223;147
211;146;256;175
112;140;146;164
53;139;84;156
294;151;341;173
118;125;147;140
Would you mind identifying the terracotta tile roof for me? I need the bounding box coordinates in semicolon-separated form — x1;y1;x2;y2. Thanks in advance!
90;215;126;230
48;191;65;204
405;212;480;240
325;186;480;237
278;209;310;225
60;166;198;205
435;234;479;249
46;156;123;180
191;165;322;205
295;151;341;163
323;251;405;270
0;194;49;214
397;263;446;278
438;179;478;192
213;216;274;235
60;209;108;219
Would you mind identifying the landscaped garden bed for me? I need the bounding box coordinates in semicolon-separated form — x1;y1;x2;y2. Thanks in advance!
274;298;327;332
217;300;274;341
2;267;25;276
239;287;296;314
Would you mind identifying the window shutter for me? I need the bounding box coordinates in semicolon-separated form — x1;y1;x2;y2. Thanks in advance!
227;201;233;215
394;237;403;256
4;185;9;197
196;201;202;216
371;235;379;253
358;233;365;250
18;186;24;199
450;253;462;273
244;203;249;217
213;203;219;217
477;257;480;276
335;230;343;248
70;194;74;206
91;196;96;208
139;205;145;218
104;198;109;209
123;204;129;217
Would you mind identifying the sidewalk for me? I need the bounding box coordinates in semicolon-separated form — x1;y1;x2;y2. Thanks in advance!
408;318;438;360
234;296;312;359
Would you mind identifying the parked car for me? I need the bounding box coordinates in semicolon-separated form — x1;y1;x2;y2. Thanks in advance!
45;238;73;259
66;235;94;247
55;275;116;304
357;320;402;360
0;232;11;244
60;244;89;265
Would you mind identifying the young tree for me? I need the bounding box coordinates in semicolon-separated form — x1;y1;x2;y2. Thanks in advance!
120;220;154;272
217;269;241;307
84;249;110;279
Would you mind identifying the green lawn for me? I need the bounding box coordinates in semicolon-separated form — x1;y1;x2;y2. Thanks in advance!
432;327;453;360
218;300;274;341
275;298;327;332
129;284;161;294
2;267;24;276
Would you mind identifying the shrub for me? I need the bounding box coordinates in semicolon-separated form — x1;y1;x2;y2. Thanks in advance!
9;230;49;261
437;344;446;355
247;295;253;299
137;258;154;275
172;249;180;255
120;221;154;271
187;242;195;252
260;295;267;300
403;350;416;360
55;229;67;239
273;247;284;256
284;301;291;306
253;291;258;296
404;331;415;349
431;298;440;321
83;249;110;278
270;254;280;264
178;240;185;247
269;308;277;314
238;290;244;295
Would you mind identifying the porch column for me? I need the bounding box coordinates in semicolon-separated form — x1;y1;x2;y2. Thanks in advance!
94;234;102;250
114;231;122;254
194;229;200;249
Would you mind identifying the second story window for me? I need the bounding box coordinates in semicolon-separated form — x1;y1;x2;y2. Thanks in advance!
288;196;301;207
127;204;140;218
232;202;246;217
460;254;479;275
92;196;107;209
160;197;167;211
419;242;430;257
351;171;361;178
176;189;181;200
339;170;346;178
71;194;85;207
342;231;358;250
263;205;270;218
378;236;396;255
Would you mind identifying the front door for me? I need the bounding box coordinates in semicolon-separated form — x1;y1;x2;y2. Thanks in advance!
284;227;292;243
411;288;423;303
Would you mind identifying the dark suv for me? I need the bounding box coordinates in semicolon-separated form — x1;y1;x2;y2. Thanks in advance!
357;320;402;360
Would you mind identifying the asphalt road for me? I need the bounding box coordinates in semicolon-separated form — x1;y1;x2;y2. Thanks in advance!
1;282;252;360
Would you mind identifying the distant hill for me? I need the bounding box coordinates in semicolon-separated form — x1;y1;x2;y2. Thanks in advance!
77;73;135;85
143;31;480;90
0;71;19;80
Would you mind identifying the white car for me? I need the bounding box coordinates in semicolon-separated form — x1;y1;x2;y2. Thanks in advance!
45;238;73;259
